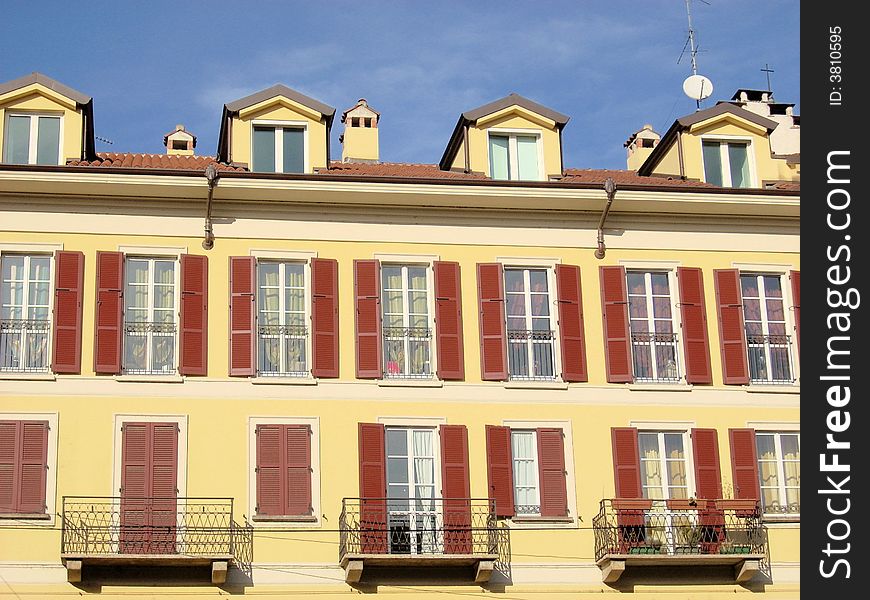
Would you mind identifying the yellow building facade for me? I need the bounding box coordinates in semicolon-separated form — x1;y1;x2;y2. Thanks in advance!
1;74;799;599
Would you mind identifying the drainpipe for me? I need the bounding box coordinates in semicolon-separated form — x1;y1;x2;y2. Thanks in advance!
202;163;219;250
594;177;617;259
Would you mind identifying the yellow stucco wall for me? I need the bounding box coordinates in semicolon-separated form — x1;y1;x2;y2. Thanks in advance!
341;126;379;162
0;85;83;164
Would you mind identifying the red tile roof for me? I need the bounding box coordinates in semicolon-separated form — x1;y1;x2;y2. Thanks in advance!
560;169;717;188
67;153;245;172
319;161;486;179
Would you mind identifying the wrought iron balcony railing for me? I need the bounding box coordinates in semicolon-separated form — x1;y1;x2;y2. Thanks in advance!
747;334;795;384
0;318;50;373
630;331;681;383
382;327;433;379
60;496;252;575
123;321;177;375
258;323;309;377
507;329;556;381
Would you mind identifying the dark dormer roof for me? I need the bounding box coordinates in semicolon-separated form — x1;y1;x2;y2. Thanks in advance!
731;89;772;102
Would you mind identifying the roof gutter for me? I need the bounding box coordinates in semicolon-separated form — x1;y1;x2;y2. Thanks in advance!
202;164;219;250
594;177;617;259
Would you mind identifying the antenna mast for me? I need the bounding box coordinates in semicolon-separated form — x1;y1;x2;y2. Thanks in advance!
685;0;699;76
679;0;713;109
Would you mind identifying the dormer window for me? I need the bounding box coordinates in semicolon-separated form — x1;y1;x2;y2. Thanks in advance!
3;114;61;165
701;139;753;188
488;132;541;181
252;123;306;174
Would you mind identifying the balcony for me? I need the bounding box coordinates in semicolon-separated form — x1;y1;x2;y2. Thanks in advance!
339;497;506;583
0;318;50;373
258;324;309;377
593;499;768;583
382;327;432;379
507;329;556;381
60;497;252;584
123;321;177;375
747;334;795;384
630;332;681;383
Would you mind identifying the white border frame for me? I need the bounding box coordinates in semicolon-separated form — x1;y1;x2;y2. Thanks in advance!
699;134;758;188
486;128;546;181
2;111;64;166
0;412;59;526
251;119;310;174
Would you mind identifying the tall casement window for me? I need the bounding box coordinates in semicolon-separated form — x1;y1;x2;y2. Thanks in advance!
701;139;752;188
505;268;556;381
94;252;207;376
0;420;49;516
756;432;800;517
488;132;541;181
385;427;438;553
1;255;51;373
601;266;712;385
382;265;432;379
257;261;308;377
3;114;61;165
252;124;305;173
638;431;690;500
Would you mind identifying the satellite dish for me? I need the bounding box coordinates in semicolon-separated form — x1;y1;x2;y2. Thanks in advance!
683;74;714;101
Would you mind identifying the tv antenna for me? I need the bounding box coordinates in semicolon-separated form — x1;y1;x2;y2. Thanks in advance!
95;135;114;146
678;0;714;109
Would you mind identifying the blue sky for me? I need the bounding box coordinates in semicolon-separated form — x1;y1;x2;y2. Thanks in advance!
1;1;799;170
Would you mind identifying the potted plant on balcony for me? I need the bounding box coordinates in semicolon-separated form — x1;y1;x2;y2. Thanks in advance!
674;524;703;554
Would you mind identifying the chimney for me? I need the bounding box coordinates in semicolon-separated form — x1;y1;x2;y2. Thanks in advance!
625;124;660;171
164;124;196;156
340;99;379;163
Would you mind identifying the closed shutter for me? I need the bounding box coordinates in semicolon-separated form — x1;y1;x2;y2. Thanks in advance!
477;263;507;380
150;423;179;551
179;254;208;376
256;424;313;517
714;269;749;384
691;428;723;499
354;260;382;378
677;267;713;384
0;420;49;514
537;428;568;517
790;270;800;360
0;421;15;511
94;251;124;374
556;264;588;382
229;257;256;376
600;266;632;382
434;261;465;380
440;424;471;554
611;427;642;498
51;250;85;374
729;428;760;502
311;258;339;378
358;423;387;553
256;424;284;516
485;425;515;518
285;425;312;516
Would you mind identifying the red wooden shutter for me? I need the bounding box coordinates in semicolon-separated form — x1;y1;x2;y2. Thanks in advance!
358;423;387;553
286;425;312;516
434;261;465;380
0;421;16;512
150;423;179;552
790;270;800;359
311;258;339;378
229;257;256;376
440;424;471;554
94;251;124;374
485;425;515;518
477;263;507;380
179;254;208;376
611;427;642;498
600;266;632;383
556;264;588;382
256;424;284;516
677;267;713;384
714;269;749;384
120;422;149;552
729;428;760;502
52;250;84;374
537;428;568;517
692;428;723;499
354;260;382;378
0;421;48;514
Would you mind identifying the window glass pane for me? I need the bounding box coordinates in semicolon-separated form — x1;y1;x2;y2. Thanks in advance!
285;263;304;288
282;127;304;173
516;135;539;180
638;433;659;459
528;269;548;292
702;141;723;186
386;428;407;456
504;269;524;293
650;273;669;295
5;116;30;164
781;434;800;459
259;262;279;288
763;276;782;297
530;294;549;317
407;267;427;291
154;261;174;285
382;266;402;290
387;457;409;484
728;143;750;188
489;135;510;180
252;127;276;173
663;433;684;459
31;257;50;281
652;297;672;319
506;294;525;316
408;291;427;315
36;116;60;165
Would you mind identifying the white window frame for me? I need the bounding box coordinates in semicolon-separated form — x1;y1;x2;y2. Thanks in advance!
255;259;312;378
379;261;436;379
625;269;683;383
2;111;64;166
0;412;59;526
738;271;797;384
636;429;695;500
247;416;321;528
251;119;309;174
510;429;541;516
700;134;757;188
486;128;545;181
0;252;54;374
755;430;800;519
502;263;561;381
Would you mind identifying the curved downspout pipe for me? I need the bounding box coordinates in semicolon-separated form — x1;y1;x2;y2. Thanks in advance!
594;177;617;259
202;163;219;250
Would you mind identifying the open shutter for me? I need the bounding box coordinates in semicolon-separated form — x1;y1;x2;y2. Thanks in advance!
440;424;471;554
714;269;749;384
485;425;515;518
434;261;465;380
677;267;713;384
229;257;256;376
286;425;312;516
0;422;16;512
94;251;124;374
256;424;284;516
537;428;568;517
611;427;642;498
556;264;588;382
729;428;760;502
179;254;208;376
354;260;382;378
52;250;84;374
477;263;507;380
790;270;800;359
311;258;339;378
692;428;723;499
600;266;632;382
358;423;387;553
